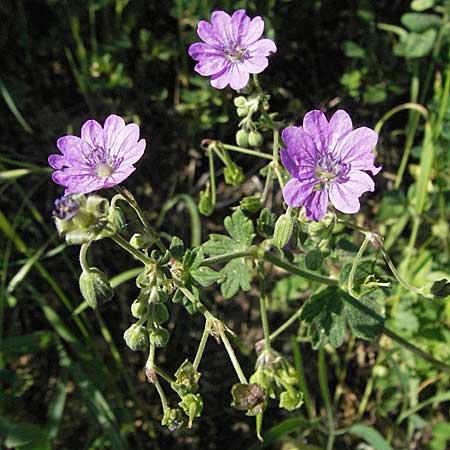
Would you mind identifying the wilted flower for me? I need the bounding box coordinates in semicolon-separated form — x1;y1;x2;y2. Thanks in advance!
49;114;146;194
280;110;381;221
188;9;277;90
53;194;83;220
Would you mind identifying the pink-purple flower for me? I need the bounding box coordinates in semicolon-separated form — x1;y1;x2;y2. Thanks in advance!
49;114;146;194
188;9;277;90
280;110;381;221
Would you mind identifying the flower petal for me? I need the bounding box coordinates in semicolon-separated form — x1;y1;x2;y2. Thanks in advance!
108;165;136;186
56;135;91;160
303;110;330;155
103;114;126;151
197;20;222;47
335;127;378;165
188;42;222;61
195;56;228;76
329;110;353;155
241;16;264;46
81;119;103;149
282;177;317;207
210;66;232;89
329;170;375;214
48;154;65;169
211;10;232;42
243;56;268;74
304;189;328;221
247;38;277;57
281;126;317;166
228;63;250;90
121;139;146;166
231;9;250;43
112;123;140;159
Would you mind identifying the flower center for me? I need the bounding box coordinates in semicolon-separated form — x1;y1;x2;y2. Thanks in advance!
223;43;247;62
85;145;117;178
315;154;349;183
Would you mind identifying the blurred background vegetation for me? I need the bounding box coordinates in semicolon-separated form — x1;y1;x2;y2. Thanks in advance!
0;0;449;449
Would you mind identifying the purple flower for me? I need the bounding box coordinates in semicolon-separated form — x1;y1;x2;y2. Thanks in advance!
280;110;381;221
49;114;146;194
188;9;277;90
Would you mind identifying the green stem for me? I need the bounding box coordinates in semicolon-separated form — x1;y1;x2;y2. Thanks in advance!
264;252;338;286
348;236;370;297
153;364;174;384
221;143;273;160
115;186;166;252
219;324;248;384
291;336;315;420
395;62;420;189
176;285;214;321
260;166;273;205
257;262;271;354
270;305;303;341
79;242;91;272
193;320;210;370
201;249;255;267
110;233;153;265
318;347;335;450
208;146;217;208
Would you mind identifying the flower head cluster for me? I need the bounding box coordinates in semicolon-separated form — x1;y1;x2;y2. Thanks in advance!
280;110;381;221
188;9;277;90
48;114;146;194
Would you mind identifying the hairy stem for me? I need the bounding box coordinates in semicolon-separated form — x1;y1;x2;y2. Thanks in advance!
319;347;335;450
219;324;248;384
193;320;210;370
110;233;152;265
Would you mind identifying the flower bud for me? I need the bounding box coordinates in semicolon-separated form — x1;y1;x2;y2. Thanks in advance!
108;206;125;231
149;327;170;348
240;195;262;213
279;389;303;411
273;214;294;249
79;268;114;308
199;185;214;216
86;195;109;216
123;323;148;351
162;408;184;431
308;211;336;240
235;129;249;148
149;286;160;303
224;162;245;187
131;295;148;319
237;107;249;117
170;236;184;259
248;131;263;147
233;96;247;107
178;393;203;428
257;208;276;238
130;233;152;250
152;303;169;324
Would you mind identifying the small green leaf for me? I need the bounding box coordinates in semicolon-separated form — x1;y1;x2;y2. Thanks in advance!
220;258;252;299
342;40;366;58
350;424;393;450
203;234;240;255
411;0;435;11
346;292;385;341
304;250;323;271
190;266;221;287
401;13;441;32
224;209;255;247
301;287;346;349
394;29;437;58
